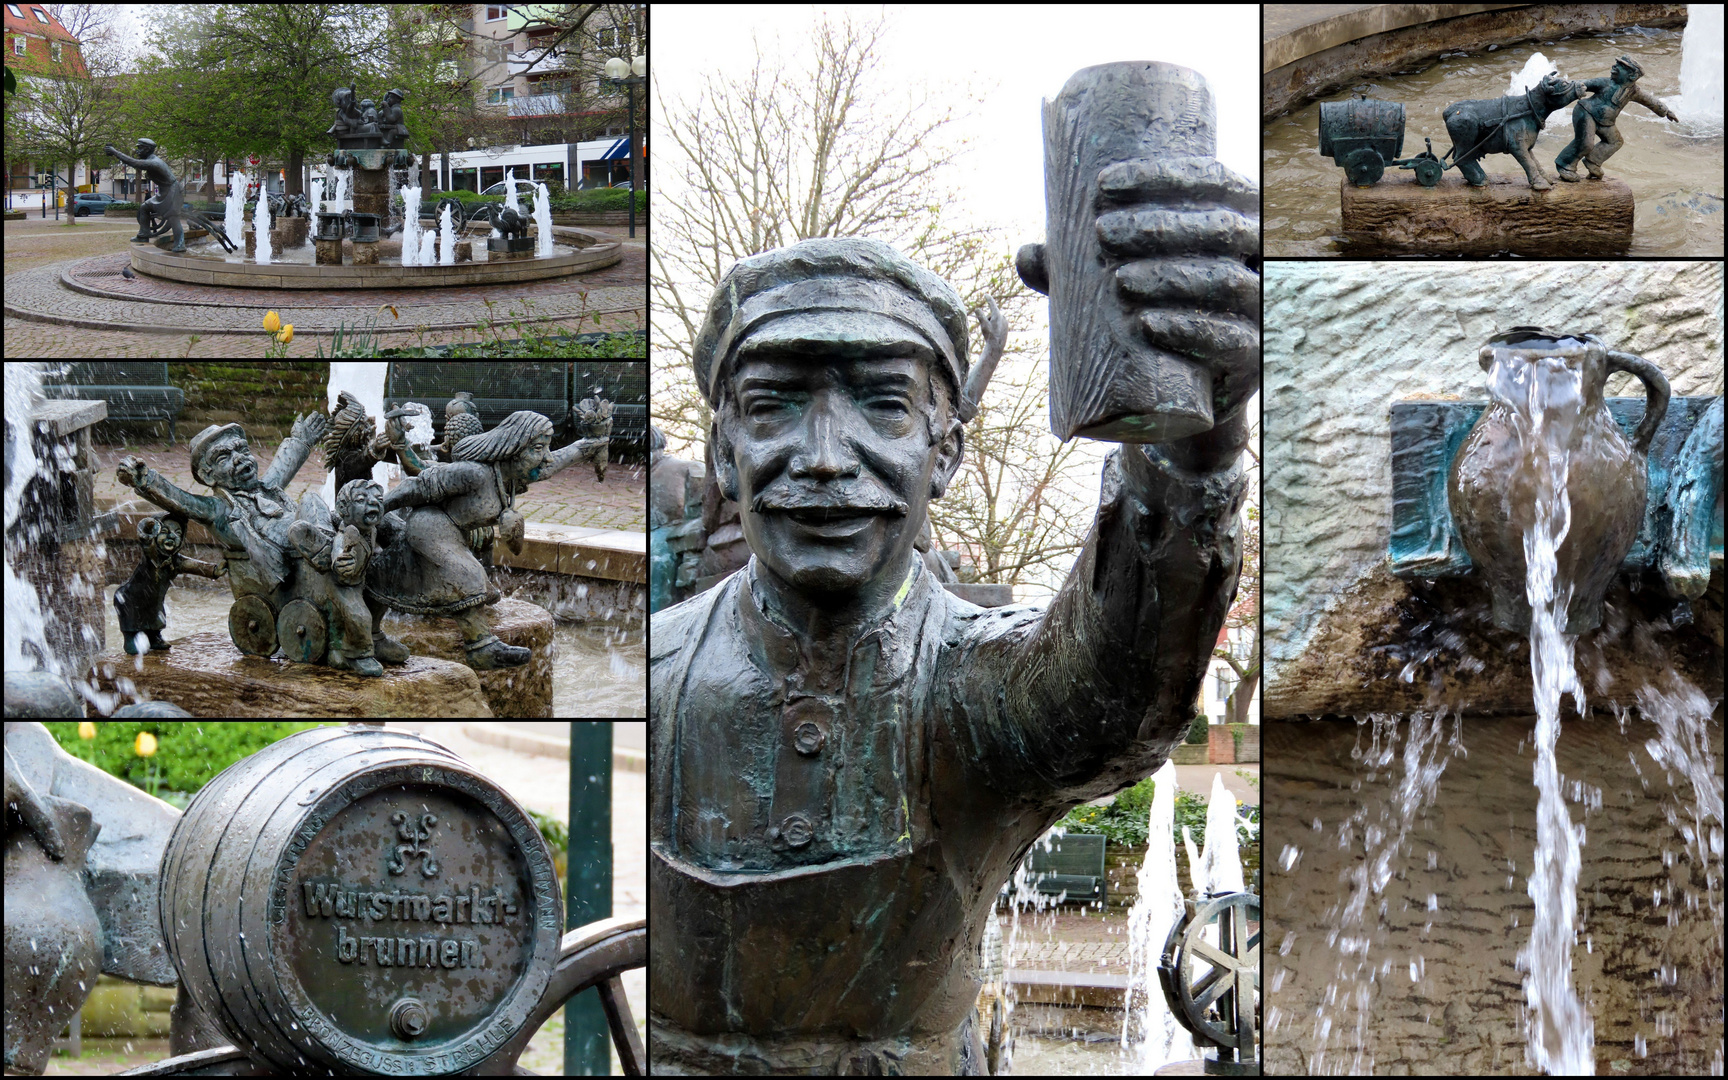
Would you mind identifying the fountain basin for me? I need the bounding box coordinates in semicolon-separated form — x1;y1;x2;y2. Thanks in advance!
128;237;621;289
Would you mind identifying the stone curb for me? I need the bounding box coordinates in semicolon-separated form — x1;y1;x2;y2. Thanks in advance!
461;722;647;771
7;257;644;336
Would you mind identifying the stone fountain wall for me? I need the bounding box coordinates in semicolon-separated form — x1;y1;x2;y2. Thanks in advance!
1263;717;1724;1077
1263;261;1725;717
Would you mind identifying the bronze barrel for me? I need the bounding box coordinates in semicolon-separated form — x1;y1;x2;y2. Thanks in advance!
1318;98;1405;186
158;726;563;1075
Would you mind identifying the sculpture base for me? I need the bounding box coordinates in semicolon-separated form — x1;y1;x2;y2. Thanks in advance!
1339;173;1633;255
314;237;344;265
85;632;494;717
382;598;555;718
489;237;538;256
351;241;379;265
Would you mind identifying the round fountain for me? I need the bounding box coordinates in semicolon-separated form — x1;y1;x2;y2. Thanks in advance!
126;84;622;289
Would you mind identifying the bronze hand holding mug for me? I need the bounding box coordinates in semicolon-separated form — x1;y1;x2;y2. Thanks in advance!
1448;327;1670;634
1017;62;1259;452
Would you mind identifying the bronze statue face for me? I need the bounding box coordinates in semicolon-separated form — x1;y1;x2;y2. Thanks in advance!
517;433;552;481
203;433;259;490
719;351;960;596
157;519;183;552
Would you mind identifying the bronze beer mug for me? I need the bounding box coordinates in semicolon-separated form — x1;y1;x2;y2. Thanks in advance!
1031;62;1245;443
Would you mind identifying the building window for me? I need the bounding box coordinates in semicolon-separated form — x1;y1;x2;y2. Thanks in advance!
487;87;515;104
49;40;60;61
598;26;620;51
5;4;22;18
31;5;46;21
12;36;25;56
485;5;505;20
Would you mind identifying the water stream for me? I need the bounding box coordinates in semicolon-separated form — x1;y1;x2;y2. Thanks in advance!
1489;348;1594;1074
1120;762;1194;1071
1265;26;1725;255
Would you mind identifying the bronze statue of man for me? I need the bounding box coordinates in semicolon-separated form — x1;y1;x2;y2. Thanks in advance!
649;62;1255;1075
1554;54;1679;182
105;138;189;252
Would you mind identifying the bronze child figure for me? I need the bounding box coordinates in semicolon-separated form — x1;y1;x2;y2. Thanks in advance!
1554;54;1679;182
288;479;386;676
113;513;225;653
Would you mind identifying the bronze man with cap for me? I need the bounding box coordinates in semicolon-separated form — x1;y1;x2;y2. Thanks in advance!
1555;54;1679;181
115;413;331;640
650;67;1257;1074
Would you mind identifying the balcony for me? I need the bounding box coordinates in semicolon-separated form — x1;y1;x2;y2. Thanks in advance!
507;46;578;76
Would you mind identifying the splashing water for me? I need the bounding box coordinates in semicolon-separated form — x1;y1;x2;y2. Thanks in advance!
534;181;554;258
1121;761;1194;1070
1489;347;1594;1075
1508;52;1562;129
224;171;248;262
439;204;456;266
1197;773;1246;896
401;185;422;268
253;184;273;266
1310;711;1462;1074
4;363;50;674
1666;3;1724;135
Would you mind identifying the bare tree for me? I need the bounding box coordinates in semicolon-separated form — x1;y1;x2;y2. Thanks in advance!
927;352;1095;588
7;27;126;222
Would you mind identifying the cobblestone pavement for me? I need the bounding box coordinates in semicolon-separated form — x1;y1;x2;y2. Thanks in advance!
91;439;645;532
1007;911;1134;972
4;215;644;357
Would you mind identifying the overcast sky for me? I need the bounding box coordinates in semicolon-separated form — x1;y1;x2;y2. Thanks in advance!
652;3;1260;248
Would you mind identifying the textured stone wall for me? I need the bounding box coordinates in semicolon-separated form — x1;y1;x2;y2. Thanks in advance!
1264;262;1724;715
1264;716;1724;1076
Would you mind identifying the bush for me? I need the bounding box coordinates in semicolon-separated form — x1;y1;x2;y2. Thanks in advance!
1186;714;1210;744
43;722;339;796
1055;773;1259;850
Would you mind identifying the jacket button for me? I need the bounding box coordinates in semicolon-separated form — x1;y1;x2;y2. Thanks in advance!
793;720;825;755
781;814;813;848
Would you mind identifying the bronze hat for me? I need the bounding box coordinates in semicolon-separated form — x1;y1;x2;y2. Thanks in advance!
691;238;970;408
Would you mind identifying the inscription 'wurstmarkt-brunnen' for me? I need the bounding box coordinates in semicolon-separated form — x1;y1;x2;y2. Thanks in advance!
301;882;520;968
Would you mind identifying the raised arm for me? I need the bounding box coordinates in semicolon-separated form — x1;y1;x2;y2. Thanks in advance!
540;436;610;482
105;144;147;169
264;412;327;490
1631;83;1680;121
943;443;1245;803
380;461;488;513
955;140;1255;803
117;456;221;527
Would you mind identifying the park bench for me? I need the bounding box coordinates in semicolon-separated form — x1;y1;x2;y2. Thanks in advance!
42;362;185;442
1019;832;1107;905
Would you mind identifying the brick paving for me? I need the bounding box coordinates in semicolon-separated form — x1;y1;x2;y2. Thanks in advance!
91;439;645;533
4;214;644;357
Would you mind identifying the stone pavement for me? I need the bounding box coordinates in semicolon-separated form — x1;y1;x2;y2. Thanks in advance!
90;439;645;533
3;214;644;357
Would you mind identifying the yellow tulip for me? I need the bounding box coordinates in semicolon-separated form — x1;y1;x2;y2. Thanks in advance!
262;311;281;333
78;721;96;739
135;730;158;757
277;324;294;345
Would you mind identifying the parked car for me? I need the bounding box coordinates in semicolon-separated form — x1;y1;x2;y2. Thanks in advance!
476;180;541;198
71;192;118;216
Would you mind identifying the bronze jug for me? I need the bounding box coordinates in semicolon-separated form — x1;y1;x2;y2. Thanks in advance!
1448;327;1669;634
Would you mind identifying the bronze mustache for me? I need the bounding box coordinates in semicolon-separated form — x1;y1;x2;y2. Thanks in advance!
751;489;910;517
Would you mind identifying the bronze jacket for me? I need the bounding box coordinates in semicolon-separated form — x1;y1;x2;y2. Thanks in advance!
648;444;1244;1074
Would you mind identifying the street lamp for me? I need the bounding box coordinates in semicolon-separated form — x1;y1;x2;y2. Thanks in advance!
603;53;646;238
